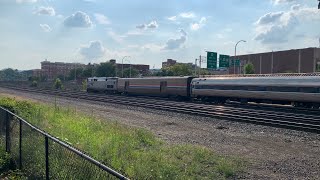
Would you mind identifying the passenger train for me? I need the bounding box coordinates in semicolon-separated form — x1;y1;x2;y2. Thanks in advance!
87;75;320;108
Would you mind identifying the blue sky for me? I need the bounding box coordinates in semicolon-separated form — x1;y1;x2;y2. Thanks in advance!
0;0;319;70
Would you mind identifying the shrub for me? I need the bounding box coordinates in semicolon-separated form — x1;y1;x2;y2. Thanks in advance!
244;63;255;74
82;80;87;91
54;78;63;90
31;80;37;87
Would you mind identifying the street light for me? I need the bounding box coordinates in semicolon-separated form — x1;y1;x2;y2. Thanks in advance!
234;40;246;74
318;0;320;9
121;56;130;78
124;59;132;78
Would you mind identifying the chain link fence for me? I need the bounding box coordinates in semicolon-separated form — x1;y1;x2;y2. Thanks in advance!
0;107;128;180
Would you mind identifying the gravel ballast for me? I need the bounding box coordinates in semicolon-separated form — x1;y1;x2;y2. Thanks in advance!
0;87;319;179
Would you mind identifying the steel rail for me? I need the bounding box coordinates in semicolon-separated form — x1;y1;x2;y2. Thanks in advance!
1;85;320;133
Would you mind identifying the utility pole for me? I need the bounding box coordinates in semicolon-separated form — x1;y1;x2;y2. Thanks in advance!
194;58;198;77
124;59;131;78
271;51;274;74
298;49;301;73
74;64;77;82
121;56;130;78
199;55;202;77
91;63;94;77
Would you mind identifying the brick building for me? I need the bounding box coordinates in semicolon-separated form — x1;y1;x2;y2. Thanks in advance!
40;60;87;80
229;47;320;74
162;59;195;69
32;69;43;77
110;59;150;75
162;59;177;68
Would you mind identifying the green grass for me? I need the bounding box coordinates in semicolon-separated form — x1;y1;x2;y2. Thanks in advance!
0;148;26;179
0;97;246;179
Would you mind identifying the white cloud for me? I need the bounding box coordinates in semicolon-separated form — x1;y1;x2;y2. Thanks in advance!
291;4;301;11
271;0;296;5
136;24;146;29
79;41;106;60
16;0;37;3
255;12;284;25
125;30;143;36
146;21;158;29
64;11;92;28
255;15;298;43
39;24;52;32
141;43;163;52
136;20;158;30
168;16;177;21
34;6;55;16
190;17;206;31
254;5;320;44
179;12;195;18
167;12;197;25
94;13;110;25
107;30;124;43
163;29;187;50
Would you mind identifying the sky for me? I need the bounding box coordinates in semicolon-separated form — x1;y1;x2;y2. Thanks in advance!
0;0;319;70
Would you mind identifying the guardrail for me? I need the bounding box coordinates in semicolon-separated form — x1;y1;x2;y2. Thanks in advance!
0;107;128;180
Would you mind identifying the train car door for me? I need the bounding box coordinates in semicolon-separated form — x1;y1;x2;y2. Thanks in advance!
124;81;129;92
160;81;167;93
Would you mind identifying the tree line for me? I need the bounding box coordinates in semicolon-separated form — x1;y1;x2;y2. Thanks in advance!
0;68;32;81
154;63;255;76
30;62;142;82
1;61;256;82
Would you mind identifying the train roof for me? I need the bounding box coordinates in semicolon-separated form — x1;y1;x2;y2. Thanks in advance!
119;76;193;80
88;77;118;79
194;76;320;80
193;76;320;86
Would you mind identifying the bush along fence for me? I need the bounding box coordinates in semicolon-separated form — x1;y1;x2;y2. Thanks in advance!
0;106;128;180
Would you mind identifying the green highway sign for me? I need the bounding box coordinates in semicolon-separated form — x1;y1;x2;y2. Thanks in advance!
219;54;230;68
230;59;241;67
207;51;217;69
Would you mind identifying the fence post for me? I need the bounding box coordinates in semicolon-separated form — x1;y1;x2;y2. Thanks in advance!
19;119;22;169
45;136;49;180
5;112;11;153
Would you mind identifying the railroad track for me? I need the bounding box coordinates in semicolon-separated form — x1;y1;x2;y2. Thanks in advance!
1;85;320;134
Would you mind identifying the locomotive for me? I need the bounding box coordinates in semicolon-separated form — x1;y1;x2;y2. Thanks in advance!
87;75;320;108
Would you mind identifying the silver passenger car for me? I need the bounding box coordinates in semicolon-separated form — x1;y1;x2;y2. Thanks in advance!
191;76;320;104
117;76;193;98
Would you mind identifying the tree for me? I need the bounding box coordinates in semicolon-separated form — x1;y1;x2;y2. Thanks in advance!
28;76;40;82
95;62;116;77
57;74;65;81
54;78;63;89
166;64;193;76
0;68;19;81
82;66;94;78
82;79;87;91
316;64;320;72
31;80;38;87
119;67;139;78
244;63;255;74
68;68;84;80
